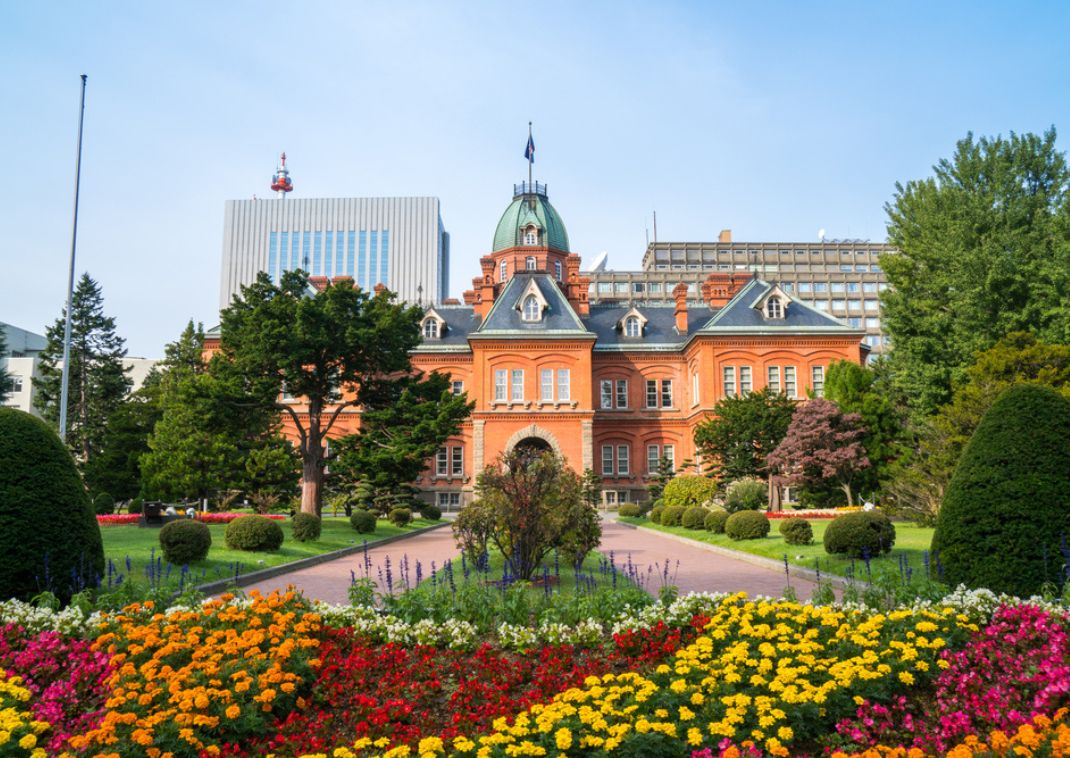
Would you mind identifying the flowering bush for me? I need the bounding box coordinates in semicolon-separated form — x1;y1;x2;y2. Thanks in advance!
96;512;286;527
0;671;50;757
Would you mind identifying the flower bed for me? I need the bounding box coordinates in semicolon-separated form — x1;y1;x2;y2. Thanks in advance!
96;512;287;526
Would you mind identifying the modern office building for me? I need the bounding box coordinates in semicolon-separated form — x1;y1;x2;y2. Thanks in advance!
219;155;450;309
585;233;894;358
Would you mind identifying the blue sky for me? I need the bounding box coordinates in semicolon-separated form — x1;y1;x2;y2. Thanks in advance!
3;1;1068;356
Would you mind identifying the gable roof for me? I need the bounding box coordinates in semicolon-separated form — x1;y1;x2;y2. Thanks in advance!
411;305;480;352
585;304;712;351
699;278;864;335
471;273;593;339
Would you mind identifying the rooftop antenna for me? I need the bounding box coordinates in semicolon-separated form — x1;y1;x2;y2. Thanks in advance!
271;152;293;198
653;211;658;244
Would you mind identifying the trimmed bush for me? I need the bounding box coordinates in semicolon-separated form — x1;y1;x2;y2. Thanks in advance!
823;511;895;558
291;513;322;542
127;497;143;515
681;506;708;530
704;509;730;533
388;507;412;527
349;509;377;534
0;409;104;603
649;506;665;524
159;519;211;564
662;476;718;510
725;510;771;540
778;517;813;546
618;503;643;518
92;492;115;515
933;383;1070;596
419;503;442;521
724;478;768;513
660;505;685;527
224;514;284;551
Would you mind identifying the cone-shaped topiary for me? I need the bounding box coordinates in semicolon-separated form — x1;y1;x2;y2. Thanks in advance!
0;408;105;602
932;383;1070;596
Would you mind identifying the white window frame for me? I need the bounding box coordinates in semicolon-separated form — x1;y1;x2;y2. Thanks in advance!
740;366;752;395
661;379;673;408
615;379;628;409
723;366;736;398
451;446;464;476
500;259;508;282
511;369;524;402
525;256;537;270
422;319;439;339
523;227;537;246
663;444;675;472
436;447;448;476
646;379;658;408
451;380;464;395
647;444;660;475
692;372;699;405
557;368;570;401
522;295;540;322
625;316;641;337
617;445;630;476
767;366;780;393
600;379;613;409
540;368;554;402
602;445;614;476
494;369;507;402
812;366;825;397
766;298;782;319
554;260;562;280
784;366;797;398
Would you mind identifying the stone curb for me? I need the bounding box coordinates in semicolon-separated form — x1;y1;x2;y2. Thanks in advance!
615;521;851;590
195;521;452;596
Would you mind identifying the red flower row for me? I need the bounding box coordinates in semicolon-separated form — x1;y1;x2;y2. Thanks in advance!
96;512;286;526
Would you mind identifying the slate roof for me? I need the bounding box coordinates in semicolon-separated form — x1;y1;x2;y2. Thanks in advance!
471;274;592;338
699;278;862;334
585;304;711;351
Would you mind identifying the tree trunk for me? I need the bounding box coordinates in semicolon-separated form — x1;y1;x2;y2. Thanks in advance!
301;452;322;516
841;482;855;507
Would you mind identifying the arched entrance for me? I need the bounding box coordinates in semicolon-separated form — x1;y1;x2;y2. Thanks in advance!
513;436;551;456
504;425;563;458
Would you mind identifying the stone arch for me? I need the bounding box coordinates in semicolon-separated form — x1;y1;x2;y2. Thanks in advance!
504;425;563;457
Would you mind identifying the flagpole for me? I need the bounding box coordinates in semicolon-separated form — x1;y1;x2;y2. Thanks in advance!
60;74;88;444
528;121;533;189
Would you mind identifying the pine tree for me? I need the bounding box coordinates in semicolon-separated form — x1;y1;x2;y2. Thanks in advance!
33;273;132;464
0;329;11;404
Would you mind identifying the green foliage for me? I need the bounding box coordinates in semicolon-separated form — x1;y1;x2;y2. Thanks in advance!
452;450;599;581
724;510;771;540
681;506;708;530
704;509;729;533
645;456;675;502
660;505;684;527
223;514;284;552
778;517;814;546
882;128;1070;418
127;497;143;515
932;383;1070;596
723;477;768;513
349;509;377;534
419;503;442;521
388;507;412;527
0;408;104;602
0;329;10;404
82;382;163;501
662;475;718;510
92;492;115;515
694;388;797;480
33;273;132;466
158;520;212;565
824;511;896;558
648;506;665;524
291;513;322;542
618;503;643;518
580;468;602;510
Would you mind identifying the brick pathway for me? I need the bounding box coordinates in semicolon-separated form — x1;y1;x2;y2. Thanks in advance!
242;518;818;604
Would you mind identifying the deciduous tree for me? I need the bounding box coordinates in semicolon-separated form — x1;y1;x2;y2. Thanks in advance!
694;388;796;481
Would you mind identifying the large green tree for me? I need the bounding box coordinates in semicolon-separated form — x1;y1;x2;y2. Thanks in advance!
694;388;797;482
34;273;132;463
216;271;424;515
0;329;11;404
882;128;1070;418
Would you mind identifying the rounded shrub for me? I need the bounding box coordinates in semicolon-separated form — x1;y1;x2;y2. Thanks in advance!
224;514;284;551
92;492;115;516
725;510;771;540
932;383;1070;596
0;409;104;602
662;476;719;510
681;506;708;530
724;478;768;513
704;509;729;533
159;519;212;565
388;507;412;527
649;506;665;524
291;513;322;543
618;503;643;518
419;503;442;521
349;509;377;534
778;517;813;546
127;497;143;515
660;505;684;527
823;511;895;558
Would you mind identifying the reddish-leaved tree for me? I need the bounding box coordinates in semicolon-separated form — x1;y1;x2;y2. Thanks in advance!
766;398;870;506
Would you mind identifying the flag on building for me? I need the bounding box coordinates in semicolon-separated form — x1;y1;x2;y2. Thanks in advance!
524;134;535;163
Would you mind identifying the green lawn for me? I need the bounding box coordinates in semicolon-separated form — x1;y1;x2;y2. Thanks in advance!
100;516;437;588
619;517;936;581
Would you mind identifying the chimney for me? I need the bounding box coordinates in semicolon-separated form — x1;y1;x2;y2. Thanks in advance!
718;229;732;243
701;272;747;308
673;282;689;334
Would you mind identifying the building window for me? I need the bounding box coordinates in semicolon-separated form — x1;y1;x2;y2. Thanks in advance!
557;369;570;401
451;446;464;476
849;317;862;328
663;444;675;472
832;299;846;311
511;369;524;402
451;380;464;395
863;282;878;293
831;282;846;293
740;366;752;395
813;282;827;293
494;369;507;401
554;260;562;281
604;490;618;505
798;282;812;293
765;298;783;319
615;379;628;408
647;445;660;474
767;366;780;393
541;369;554;402
436;492;461;510
522;295;540;321
10;377;22;394
617;445;630;476
601;379;613;409
422;319;439;339
848;299;862;311
624;316;641;337
500;260;508;282
525;256;537;270
692;372;699;405
812;366;825;397
864;299;879;312
661;379;673;407
866;317;880;328
436;447;448;476
646;380;658;408
784;366;797;398
523;226;537;246
723;366;736;398
602;445;614;476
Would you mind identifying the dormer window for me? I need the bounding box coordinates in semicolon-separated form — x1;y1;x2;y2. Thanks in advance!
523;225;538;246
500;259;508;282
624;316;641;337
522;294;541;322
766;298;783;319
423;318;440;339
525;256;537;271
422;308;446;339
554;260;563;281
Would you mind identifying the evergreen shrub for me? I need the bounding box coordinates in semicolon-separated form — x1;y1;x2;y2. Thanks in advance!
92;492;115;515
127;497;143;515
681;506;708;530
159;519;212;564
388;507;412;527
704;509;729;533
932;383;1070;596
291;513;322;542
649;506;665;524
725;510;771;540
0;409;104;602
618;503;643;518
778;517;813;545
660;505;685;527
823;511;895;558
662;476;718;510
349;509;377;534
224;515;284;551
419;503;442;521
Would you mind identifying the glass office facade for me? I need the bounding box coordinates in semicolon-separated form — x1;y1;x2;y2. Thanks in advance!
268;228;391;291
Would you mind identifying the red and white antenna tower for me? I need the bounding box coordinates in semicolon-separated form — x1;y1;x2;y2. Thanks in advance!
270;152;293;198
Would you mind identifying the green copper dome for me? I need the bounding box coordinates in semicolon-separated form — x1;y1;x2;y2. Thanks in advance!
492;183;570;252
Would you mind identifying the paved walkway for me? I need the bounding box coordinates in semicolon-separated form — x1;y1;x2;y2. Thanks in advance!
243;518;818;603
